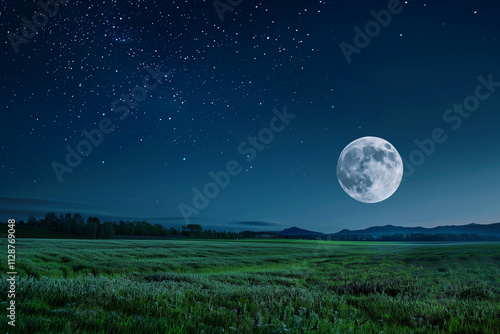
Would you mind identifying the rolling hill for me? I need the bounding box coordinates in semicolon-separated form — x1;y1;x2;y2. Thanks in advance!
331;223;500;237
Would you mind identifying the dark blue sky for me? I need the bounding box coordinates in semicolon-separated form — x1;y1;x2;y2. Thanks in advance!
1;0;499;233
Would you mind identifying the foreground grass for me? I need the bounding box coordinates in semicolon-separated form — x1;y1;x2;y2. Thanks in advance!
0;239;499;333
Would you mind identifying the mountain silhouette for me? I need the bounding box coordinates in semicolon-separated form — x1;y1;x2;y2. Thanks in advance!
276;222;500;237
278;227;324;236
332;223;500;236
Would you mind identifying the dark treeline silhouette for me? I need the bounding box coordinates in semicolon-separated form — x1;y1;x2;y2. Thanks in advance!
4;213;499;241
19;212;244;239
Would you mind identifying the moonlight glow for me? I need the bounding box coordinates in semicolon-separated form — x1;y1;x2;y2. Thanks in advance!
337;137;403;203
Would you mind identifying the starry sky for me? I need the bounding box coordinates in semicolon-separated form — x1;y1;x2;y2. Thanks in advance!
1;0;499;233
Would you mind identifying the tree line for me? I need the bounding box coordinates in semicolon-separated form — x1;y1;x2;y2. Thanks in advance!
15;212;244;239
4;213;499;241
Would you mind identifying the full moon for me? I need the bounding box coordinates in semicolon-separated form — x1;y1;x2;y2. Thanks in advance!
337;137;403;203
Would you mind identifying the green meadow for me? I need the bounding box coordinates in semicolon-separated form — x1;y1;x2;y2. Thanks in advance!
1;239;499;333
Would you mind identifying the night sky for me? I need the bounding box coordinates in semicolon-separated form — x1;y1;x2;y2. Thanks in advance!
1;0;499;233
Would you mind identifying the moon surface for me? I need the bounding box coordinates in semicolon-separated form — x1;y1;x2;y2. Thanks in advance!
337;137;403;203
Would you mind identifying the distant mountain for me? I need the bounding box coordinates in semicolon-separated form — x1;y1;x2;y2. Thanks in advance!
278;227;324;236
274;223;500;237
331;223;500;237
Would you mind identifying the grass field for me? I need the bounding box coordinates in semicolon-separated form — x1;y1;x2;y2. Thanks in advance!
1;239;499;333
